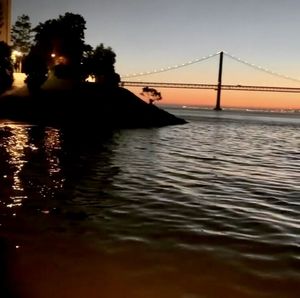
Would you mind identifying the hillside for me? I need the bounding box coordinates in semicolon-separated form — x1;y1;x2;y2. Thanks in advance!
0;82;187;129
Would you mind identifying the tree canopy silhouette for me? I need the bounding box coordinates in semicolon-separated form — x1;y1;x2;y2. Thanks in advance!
23;12;119;90
31;13;87;80
86;43;120;85
0;41;14;94
11;14;33;55
141;87;162;104
23;47;49;91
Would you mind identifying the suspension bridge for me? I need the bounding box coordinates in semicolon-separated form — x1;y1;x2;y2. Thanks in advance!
121;51;300;110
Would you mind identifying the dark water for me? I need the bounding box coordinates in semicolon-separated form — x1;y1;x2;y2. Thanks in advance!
0;108;300;297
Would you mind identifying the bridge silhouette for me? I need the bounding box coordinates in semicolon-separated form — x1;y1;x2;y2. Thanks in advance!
121;51;300;110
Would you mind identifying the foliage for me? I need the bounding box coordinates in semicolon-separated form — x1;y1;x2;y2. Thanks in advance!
23;12;88;88
23;48;48;92
0;41;14;94
86;43;120;85
89;44;116;75
141;87;162;104
11;14;33;54
24;12;120;89
33;12;87;75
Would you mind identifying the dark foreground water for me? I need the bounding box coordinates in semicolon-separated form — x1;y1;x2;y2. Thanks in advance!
0;108;300;298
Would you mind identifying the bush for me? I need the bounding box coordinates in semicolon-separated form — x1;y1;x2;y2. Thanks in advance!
0;42;14;94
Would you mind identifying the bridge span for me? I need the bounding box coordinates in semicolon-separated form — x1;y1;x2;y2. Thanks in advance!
121;51;300;110
121;81;300;93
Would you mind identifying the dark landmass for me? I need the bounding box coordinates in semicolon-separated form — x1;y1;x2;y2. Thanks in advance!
0;83;187;129
3;12;187;130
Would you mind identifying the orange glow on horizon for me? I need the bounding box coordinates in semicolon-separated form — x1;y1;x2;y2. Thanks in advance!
127;87;300;110
122;51;300;110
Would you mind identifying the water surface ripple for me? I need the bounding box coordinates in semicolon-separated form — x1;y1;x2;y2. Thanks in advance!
0;109;300;297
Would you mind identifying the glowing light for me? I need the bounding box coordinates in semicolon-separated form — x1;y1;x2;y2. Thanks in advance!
12;50;22;57
11;50;23;72
4;125;29;209
44;128;64;196
51;53;56;58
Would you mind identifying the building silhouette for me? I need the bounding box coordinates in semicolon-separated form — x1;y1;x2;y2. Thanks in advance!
0;0;11;43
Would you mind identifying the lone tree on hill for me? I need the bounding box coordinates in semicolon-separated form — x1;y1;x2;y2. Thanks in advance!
141;87;162;104
0;41;14;94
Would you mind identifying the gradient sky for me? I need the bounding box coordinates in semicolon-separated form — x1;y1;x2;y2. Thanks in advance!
12;0;300;109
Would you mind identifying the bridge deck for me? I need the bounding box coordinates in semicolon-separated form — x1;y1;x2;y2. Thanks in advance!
121;81;300;93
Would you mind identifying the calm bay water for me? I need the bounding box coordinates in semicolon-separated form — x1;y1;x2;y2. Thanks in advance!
0;108;300;297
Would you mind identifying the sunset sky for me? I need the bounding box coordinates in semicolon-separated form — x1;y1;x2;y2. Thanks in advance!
13;0;300;109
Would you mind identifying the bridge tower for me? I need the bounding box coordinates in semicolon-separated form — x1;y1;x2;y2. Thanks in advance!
214;51;223;111
0;0;11;44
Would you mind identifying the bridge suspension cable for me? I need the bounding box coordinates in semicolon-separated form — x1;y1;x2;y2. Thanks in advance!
121;52;220;79
122;50;300;83
224;52;300;83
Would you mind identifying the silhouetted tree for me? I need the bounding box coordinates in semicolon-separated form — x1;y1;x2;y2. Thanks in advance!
24;12;120;90
24;12;88;89
23;48;48;92
11;14;33;55
0;41;14;94
80;43;94;80
141;87;162;104
86;43;120;86
35;13;87;77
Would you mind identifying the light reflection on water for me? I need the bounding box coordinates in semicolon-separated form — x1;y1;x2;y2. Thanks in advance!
5;125;29;208
0;109;300;297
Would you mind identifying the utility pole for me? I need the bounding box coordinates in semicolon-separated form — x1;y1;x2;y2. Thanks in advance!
214;51;223;111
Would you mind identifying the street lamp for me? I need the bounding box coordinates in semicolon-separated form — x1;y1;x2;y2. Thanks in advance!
11;50;23;73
